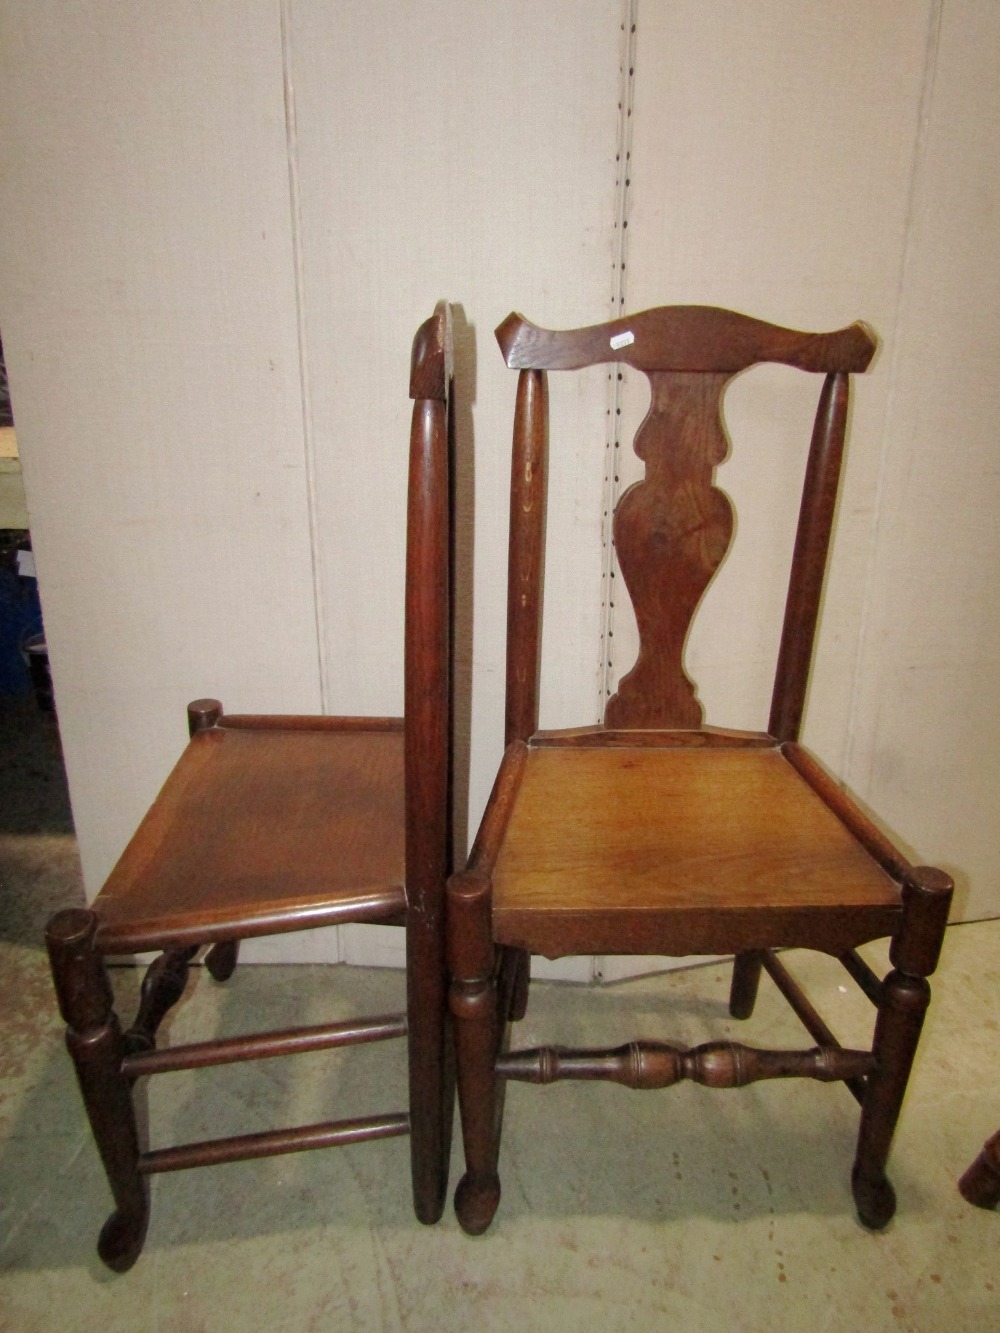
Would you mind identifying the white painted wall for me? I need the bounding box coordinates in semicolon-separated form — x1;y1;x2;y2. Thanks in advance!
0;1;996;969
0;2;322;897
284;0;625;972
841;0;1000;922
618;1;934;762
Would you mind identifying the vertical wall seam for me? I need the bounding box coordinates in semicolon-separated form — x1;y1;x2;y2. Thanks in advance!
597;0;639;719
280;0;328;712
840;0;942;793
592;0;637;986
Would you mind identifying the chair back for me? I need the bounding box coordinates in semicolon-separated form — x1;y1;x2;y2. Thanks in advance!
403;304;454;1216
496;306;876;744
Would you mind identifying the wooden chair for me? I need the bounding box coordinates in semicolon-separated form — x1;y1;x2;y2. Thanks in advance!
959;1129;1000;1209
448;305;953;1235
45;301;456;1270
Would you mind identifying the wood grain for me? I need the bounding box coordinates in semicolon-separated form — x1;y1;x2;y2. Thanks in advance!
491;745;899;957
606;372;733;727
497;306;876;374
95;723;407;953
505;370;548;745
769;373;851;741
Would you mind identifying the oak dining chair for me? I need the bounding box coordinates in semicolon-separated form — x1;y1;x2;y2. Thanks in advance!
447;304;952;1235
46;300;456;1270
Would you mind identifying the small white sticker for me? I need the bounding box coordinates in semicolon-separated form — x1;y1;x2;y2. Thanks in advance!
609;330;635;351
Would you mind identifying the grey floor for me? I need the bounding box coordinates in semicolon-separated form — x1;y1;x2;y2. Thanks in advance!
0;698;997;1331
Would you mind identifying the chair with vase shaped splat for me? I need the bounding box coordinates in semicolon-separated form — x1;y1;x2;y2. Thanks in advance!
447;304;953;1235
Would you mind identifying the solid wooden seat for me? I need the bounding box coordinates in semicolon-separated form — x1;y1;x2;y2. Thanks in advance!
447;304;953;1237
491;744;898;959
46;301;456;1271
96;717;407;953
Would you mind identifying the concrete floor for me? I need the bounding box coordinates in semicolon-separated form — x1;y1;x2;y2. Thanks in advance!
1;700;997;1330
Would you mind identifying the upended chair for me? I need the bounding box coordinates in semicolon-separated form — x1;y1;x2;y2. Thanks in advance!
448;305;953;1235
46;301;455;1270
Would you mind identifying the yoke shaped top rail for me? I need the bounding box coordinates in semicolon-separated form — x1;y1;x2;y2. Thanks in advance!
496;306;876;375
496;305;877;743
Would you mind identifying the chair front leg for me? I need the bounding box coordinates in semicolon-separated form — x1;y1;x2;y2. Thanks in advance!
46;909;150;1272
448;871;503;1235
123;945;198;1055
852;867;952;1229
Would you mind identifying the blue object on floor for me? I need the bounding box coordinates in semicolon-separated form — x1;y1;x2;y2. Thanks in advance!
0;560;43;696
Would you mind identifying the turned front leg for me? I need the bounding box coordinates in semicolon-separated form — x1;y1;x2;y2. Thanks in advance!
46;909;150;1271
852;868;952;1229
448;872;503;1235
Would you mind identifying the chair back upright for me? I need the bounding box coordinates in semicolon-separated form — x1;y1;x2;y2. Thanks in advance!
403;301;454;1209
406;299;454;913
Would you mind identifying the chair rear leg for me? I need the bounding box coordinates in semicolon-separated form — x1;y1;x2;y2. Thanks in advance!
729;950;764;1019
407;927;454;1225
46;909;150;1272
205;939;240;981
852;868;952;1229
505;946;531;1022
448;872;502;1234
